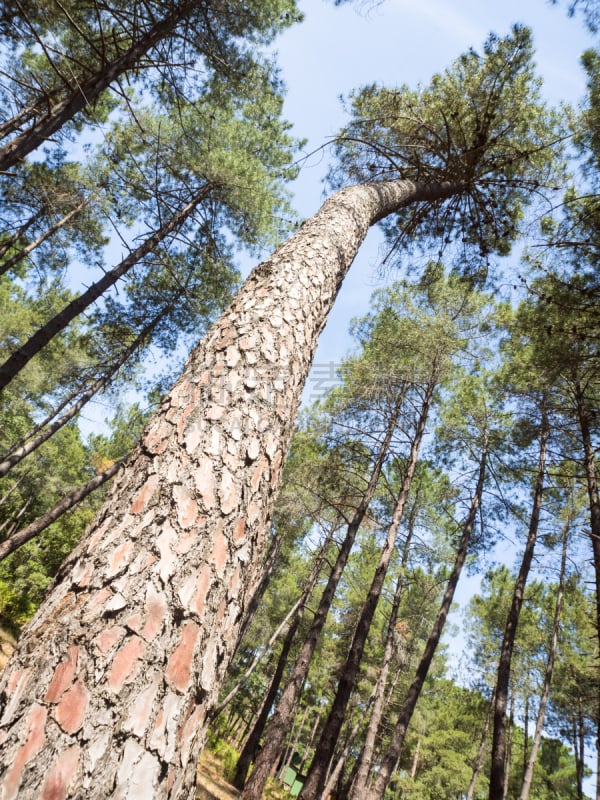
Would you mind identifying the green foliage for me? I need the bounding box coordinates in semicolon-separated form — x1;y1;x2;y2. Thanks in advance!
331;26;563;280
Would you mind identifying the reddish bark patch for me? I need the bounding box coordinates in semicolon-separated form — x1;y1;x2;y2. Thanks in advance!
107;540;134;576
173;485;198;529
165;621;200;692
107;636;145;692
194;566;211;618
215;598;227;626
219;468;239;515
1;703;47;800
233;518;246;544
179;703;204;767
44;645;79;704
211;526;228;575
130;474;159;515
175;527;197;555
54;681;88;735
195;460;216;510
144;419;171;455
141;585;167;642
95;625;125;655
39;744;80;800
228;566;241;600
251;457;268;493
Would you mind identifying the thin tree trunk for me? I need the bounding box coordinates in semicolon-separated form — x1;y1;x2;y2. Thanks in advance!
215;521;334;725
0;185;213;391
349;570;406;799
519;519;569;800
299;374;437;800
503;693;515;800
322;700;372;800
299;710;322;778
574;381;600;800
410;737;421;779
0;0;201;172
366;435;489;800
488;407;549;800
0;460;123;561
0;177;463;800
240;399;402;800
0;209;43;260
466;688;496;800
232;613;302;789
0;196;91;277
0;304;173;478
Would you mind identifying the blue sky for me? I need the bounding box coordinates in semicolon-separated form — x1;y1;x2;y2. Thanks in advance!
263;0;593;397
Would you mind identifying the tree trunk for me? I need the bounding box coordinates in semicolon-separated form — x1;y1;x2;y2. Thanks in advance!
0;177;463;800
503;694;515;800
0;303;173;478
299;374;437;800
0;460;123;561
0;0;200;172
240;399;401;800
519;519;568;800
488;407;549;800
466;689;496;800
574;381;600;800
349;570;406;799
229;527;334;788
322;700;371;800
0;196;91;278
366;436;489;800
0;185;213;391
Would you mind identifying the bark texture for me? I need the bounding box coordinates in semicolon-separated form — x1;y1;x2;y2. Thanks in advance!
0;178;459;799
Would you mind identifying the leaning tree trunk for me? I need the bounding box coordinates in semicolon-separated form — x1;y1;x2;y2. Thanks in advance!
366;436;488;800
519;517;568;800
298;373;436;800
0;0;200;172
488;407;549;800
0;177;463;800
0;184;214;392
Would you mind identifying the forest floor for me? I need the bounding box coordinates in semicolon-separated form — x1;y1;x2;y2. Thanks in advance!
197;751;241;800
0;626;15;671
196;751;290;800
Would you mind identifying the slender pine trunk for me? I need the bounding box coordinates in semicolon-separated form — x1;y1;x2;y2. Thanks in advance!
0;1;200;171
299;375;437;800
0;178;463;800
0;304;173;478
240;401;401;800
466;688;496;800
348;570;406;799
366;436;489;800
0;186;213;391
488;407;549;800
519;519;568;800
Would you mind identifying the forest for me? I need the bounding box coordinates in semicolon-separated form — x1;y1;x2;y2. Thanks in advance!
0;0;598;798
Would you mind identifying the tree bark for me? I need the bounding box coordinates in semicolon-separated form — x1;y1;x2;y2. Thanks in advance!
0;185;213;392
299;373;437;800
366;436;489;800
488;407;549;800
239;399;401;800
519;518;568;800
0;177;463;800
